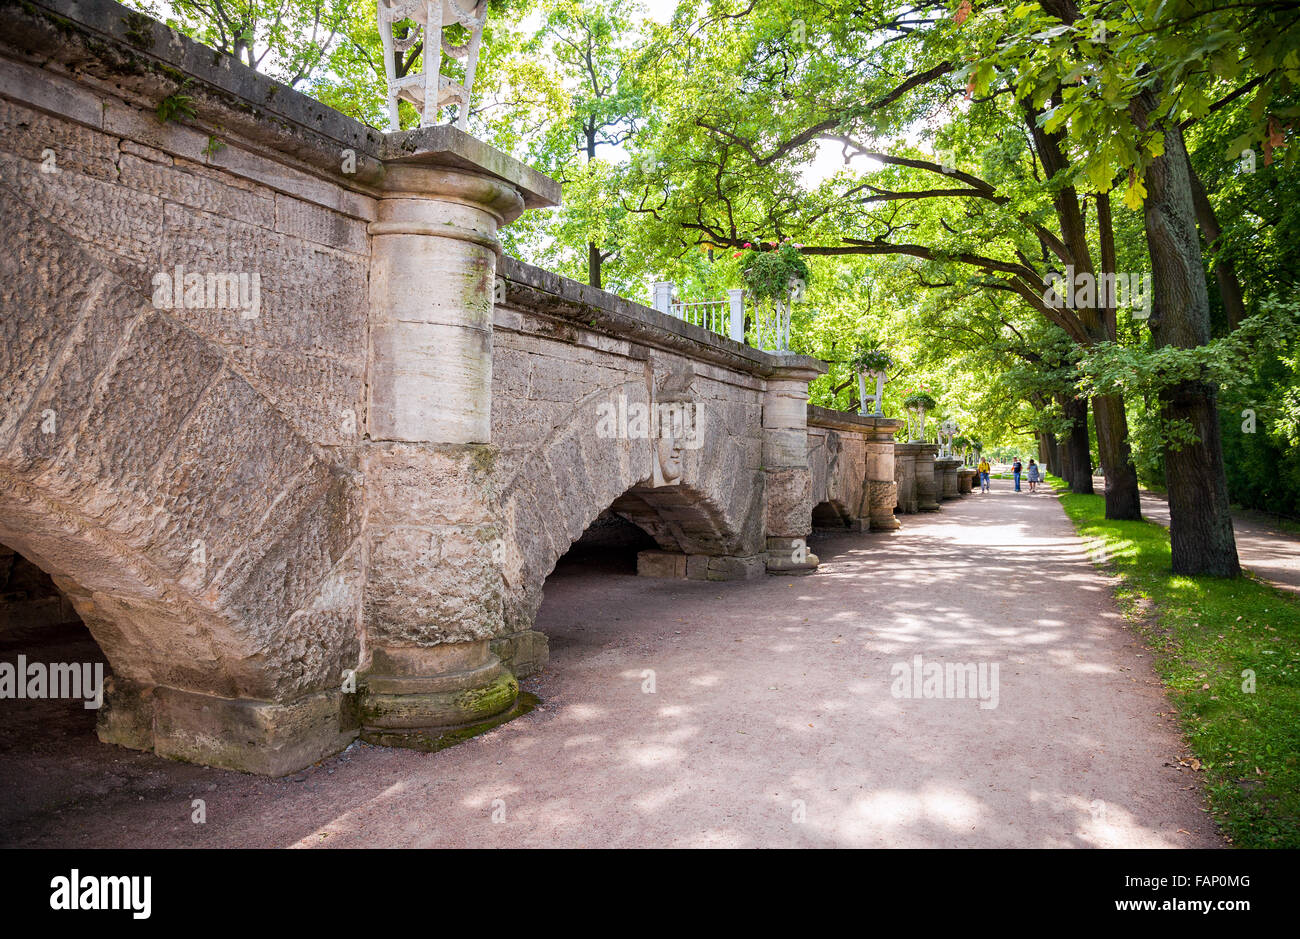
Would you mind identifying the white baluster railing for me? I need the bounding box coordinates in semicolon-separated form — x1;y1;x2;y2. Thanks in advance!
652;282;746;344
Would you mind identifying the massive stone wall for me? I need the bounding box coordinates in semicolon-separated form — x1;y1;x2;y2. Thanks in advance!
807;407;904;532
0;0;900;775
490;258;823;654
0;0;381;772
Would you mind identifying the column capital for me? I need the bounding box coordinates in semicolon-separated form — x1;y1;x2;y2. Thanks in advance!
377;125;560;217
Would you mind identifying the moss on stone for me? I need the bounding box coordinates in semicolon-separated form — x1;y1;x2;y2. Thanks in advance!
121;11;154;49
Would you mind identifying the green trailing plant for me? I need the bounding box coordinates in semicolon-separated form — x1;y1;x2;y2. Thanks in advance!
202;135;226;157
738;240;811;303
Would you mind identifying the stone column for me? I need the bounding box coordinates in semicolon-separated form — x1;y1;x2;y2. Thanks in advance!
936;457;962;500
361;134;557;750
913;444;941;511
763;360;825;573
893;443;919;513
863;418;904;530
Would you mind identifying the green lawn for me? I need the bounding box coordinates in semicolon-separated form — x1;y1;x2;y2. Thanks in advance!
1049;475;1300;847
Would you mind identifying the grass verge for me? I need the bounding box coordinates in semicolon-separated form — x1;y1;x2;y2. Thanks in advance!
1048;474;1300;846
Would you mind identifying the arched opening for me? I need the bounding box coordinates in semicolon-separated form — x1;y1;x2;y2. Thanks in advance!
811;499;852;531
0;541;112;821
551;509;658;577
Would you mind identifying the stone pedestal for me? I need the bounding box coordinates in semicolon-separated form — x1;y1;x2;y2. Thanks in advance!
763;361;825;574
360;133;557;750
936;457;962;500
864;420;904;530
957;468;975;494
893;443;920;514
911;444;941;511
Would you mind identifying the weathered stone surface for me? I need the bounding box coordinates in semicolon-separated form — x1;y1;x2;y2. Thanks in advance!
764;467;813;538
98;678;357;776
937;457;962;500
637;550;687;578
0;0;917;777
490;629;549;678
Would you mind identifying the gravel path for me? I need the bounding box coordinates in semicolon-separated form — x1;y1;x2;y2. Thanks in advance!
0;484;1220;847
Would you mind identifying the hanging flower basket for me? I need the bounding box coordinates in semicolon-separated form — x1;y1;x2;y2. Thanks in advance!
849;348;892;373
739;239;811;352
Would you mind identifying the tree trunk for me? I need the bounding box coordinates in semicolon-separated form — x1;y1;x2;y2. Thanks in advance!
1044;431;1060;477
588;242;602;289
1189;164;1246;331
585;124;602;290
1063;396;1093;494
1091;394;1142;519
1135;94;1240;576
1161;381;1240;575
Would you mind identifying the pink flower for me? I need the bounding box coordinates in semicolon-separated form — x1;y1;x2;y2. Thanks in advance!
743;242;752;248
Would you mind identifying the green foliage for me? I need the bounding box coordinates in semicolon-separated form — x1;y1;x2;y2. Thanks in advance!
739;241;811;303
155;91;196;124
1057;481;1300;847
126;0;1300;513
130;0;357;90
202;134;226;157
903;391;937;411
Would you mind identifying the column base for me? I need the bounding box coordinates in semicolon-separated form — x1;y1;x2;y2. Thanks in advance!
97;678;357;776
765;537;819;574
360;640;521;752
870;514;902;531
490;629;549;678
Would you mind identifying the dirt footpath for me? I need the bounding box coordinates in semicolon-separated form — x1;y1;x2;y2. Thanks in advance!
0;485;1220;848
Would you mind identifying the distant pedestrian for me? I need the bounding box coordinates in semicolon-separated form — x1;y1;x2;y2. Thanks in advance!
1012;457;1022;492
1027;459;1041;492
977;457;990;492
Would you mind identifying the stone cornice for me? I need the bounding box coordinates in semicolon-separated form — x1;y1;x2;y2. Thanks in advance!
806;405;904;437
499;257;828;382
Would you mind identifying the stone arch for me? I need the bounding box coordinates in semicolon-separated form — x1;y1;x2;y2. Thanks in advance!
0;183;361;771
497;377;762;632
811;499;853;529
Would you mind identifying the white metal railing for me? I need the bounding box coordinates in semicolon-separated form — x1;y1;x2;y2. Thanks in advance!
753;299;791;353
673;298;730;334
651;282;755;347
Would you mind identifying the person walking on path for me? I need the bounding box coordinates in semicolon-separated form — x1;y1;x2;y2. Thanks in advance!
1027;459;1041;493
977;456;991;492
1012;457;1023;492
